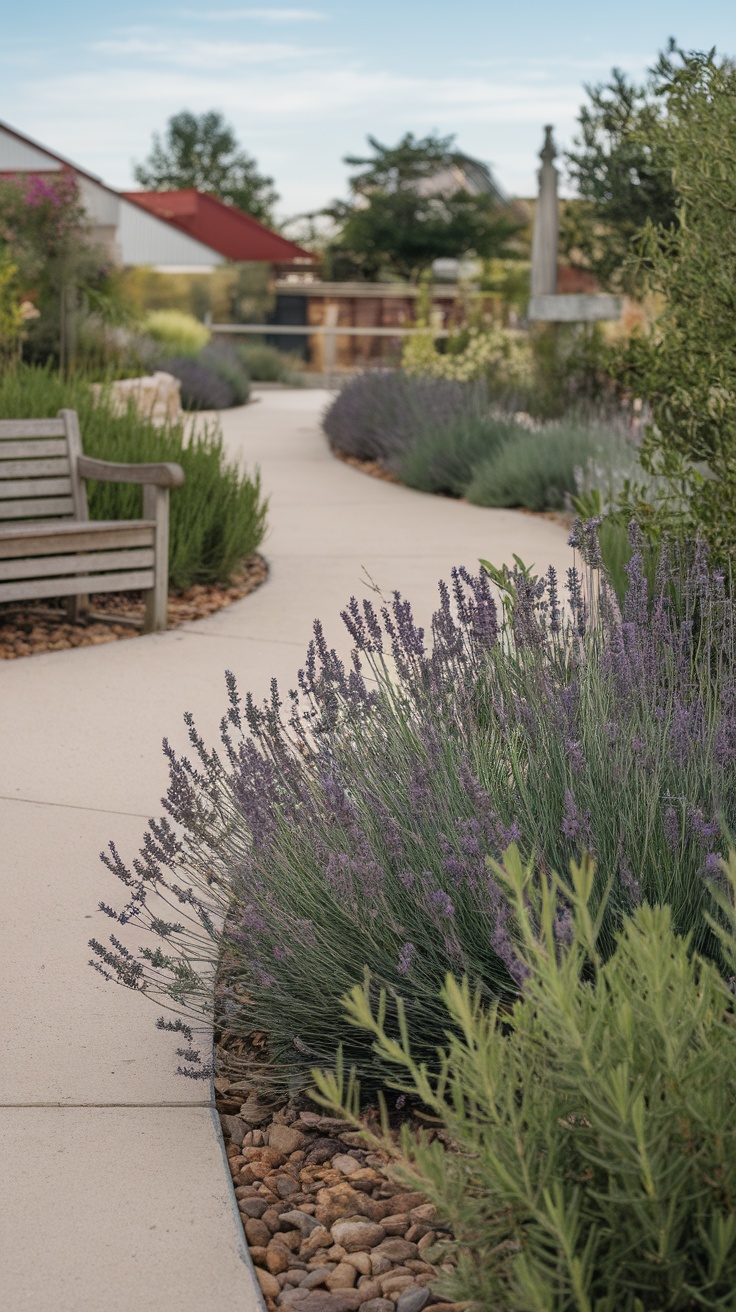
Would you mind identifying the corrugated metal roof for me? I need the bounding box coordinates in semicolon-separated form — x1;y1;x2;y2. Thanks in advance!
121;189;317;264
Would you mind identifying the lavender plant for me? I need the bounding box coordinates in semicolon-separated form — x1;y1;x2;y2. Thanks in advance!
90;527;736;1086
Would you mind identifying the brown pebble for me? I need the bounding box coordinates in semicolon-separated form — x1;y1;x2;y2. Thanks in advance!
266;1243;291;1276
381;1214;409;1236
255;1267;281;1299
245;1217;271;1247
325;1262;357;1290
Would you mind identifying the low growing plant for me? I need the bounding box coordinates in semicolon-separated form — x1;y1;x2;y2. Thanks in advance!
91;528;736;1087
143;308;210;357
314;846;736;1311
238;341;302;383
466;419;628;511
397;412;522;496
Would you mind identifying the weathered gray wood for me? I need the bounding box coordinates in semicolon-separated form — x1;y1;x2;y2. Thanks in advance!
0;496;76;520
0;521;154;558
0;477;73;499
77;455;185;488
0;457;71;478
0;408;183;626
143;483;169;632
61;410;89;524
0;419;66;438
0;440;69;460
0;548;155;582
0;570;155;604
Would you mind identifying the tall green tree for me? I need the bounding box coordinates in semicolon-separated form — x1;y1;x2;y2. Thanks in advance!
134;110;279;225
617;47;736;560
325;133;518;282
562;52;678;291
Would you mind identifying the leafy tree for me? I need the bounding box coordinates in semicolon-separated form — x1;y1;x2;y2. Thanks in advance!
615;47;736;560
562;52;679;291
325;133;518;282
134;110;278;224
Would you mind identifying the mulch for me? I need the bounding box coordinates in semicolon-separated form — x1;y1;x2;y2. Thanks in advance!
0;553;268;659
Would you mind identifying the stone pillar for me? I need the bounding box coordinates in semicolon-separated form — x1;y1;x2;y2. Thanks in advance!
530;126;559;299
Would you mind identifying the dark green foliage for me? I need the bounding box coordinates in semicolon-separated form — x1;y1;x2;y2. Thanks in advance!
133;109;278;224
466;421;611;510
316;850;736;1311
325;133;519;282
614;48;736;563
198;340;251;404
563;52;678;292
0;366;267;588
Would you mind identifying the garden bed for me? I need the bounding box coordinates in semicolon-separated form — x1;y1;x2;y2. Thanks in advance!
0;553;267;659
216;1080;466;1312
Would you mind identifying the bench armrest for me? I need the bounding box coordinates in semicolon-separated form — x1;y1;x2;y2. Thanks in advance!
77;455;185;488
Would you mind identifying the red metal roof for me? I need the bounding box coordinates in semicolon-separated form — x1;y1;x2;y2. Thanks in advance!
122;189;316;264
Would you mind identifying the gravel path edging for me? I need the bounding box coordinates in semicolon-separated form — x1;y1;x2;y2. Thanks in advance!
217;1093;472;1312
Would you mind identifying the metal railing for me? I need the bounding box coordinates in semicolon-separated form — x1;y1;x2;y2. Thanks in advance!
209;318;448;374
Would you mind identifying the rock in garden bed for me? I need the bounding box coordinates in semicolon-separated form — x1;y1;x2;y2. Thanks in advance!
217;1088;469;1312
0;553;268;659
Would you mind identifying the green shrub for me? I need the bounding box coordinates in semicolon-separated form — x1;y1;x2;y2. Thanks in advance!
238;340;302;383
143;309;210;357
0;365;267;588
315;847;736;1311
396;413;521;496
200;341;251;404
466;420;621;511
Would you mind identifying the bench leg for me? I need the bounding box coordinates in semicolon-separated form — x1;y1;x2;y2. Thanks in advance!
142;484;170;633
66;592;89;623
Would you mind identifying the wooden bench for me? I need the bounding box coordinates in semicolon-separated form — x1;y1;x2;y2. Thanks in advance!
0;409;185;633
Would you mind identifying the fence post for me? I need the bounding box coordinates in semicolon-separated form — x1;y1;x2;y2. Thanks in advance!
323;305;339;385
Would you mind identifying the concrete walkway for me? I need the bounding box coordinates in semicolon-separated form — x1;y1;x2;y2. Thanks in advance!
0;390;572;1310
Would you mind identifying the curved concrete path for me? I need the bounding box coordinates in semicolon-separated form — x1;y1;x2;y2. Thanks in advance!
0;390;572;1310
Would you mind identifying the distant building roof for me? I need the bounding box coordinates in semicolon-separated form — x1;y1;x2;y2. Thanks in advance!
122;189;317;265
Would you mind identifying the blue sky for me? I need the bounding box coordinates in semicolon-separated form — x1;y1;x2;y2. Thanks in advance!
2;1;735;221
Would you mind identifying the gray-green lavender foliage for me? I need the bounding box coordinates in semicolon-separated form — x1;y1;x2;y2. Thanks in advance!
91;528;736;1088
314;846;736;1311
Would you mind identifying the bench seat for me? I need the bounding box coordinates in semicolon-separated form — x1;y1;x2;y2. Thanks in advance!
0;410;184;632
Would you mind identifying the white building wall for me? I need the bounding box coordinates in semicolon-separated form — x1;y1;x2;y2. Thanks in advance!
0;130;61;172
116;198;223;269
0;123;224;271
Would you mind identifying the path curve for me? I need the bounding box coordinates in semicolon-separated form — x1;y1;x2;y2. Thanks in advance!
0;390;572;1310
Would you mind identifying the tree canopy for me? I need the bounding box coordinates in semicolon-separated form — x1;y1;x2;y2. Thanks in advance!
134;110;279;225
617;47;736;559
325;133;518;283
562;52;679;291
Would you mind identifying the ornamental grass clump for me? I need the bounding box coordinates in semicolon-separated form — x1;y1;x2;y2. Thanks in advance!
91;527;736;1087
314;848;736;1311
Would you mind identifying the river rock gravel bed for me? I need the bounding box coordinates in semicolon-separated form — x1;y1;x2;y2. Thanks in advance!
0;553;268;658
217;1092;470;1312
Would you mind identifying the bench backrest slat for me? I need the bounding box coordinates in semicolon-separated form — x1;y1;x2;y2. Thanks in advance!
0;410;85;525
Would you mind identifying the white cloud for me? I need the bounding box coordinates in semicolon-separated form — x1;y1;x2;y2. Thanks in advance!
183;7;328;19
89;37;331;66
